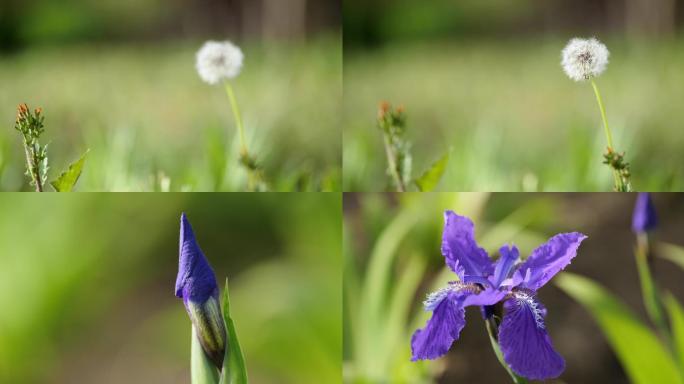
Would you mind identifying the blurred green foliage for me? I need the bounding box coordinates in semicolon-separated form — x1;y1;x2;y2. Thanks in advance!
344;193;557;383
0;38;341;191
0;193;341;384
343;39;684;191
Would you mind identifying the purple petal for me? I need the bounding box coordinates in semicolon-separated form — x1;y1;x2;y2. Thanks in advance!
175;213;218;303
492;245;520;288
412;285;507;361
441;211;493;281
632;193;657;233
513;232;587;290
411;290;466;361
499;293;564;380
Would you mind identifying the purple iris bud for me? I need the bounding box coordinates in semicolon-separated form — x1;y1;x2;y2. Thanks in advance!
176;213;226;368
411;211;587;380
632;193;657;234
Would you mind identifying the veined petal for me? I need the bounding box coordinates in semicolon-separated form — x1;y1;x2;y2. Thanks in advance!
411;290;466;361
412;284;506;361
513;233;587;290
441;211;493;281
499;292;564;380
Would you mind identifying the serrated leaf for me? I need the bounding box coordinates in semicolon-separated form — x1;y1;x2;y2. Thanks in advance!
414;151;449;192
50;150;88;192
556;273;682;384
664;293;684;371
192;326;220;384
219;278;248;384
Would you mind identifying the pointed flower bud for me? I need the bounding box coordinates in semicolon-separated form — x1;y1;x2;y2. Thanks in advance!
175;213;226;368
632;193;657;234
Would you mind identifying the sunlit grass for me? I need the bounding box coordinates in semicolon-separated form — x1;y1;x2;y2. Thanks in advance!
343;38;684;191
0;37;341;191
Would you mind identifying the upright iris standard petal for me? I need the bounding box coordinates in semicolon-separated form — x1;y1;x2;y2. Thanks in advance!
632;193;658;233
441;211;494;281
514;232;587;290
176;213;226;368
492;245;520;288
498;292;565;380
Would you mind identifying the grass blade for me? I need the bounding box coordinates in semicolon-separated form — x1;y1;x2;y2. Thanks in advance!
192;326;220;384
50;149;89;192
219;278;248;384
556;273;681;384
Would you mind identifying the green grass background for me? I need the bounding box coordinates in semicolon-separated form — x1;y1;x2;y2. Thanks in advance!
0;38;341;191
343;39;684;191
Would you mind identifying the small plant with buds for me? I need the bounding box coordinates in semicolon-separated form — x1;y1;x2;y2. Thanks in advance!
377;102;450;192
13;103;88;192
196;41;267;192
561;38;632;191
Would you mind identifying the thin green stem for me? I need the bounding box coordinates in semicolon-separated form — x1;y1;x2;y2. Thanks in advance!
635;233;673;350
485;317;528;384
591;80;614;150
224;82;248;156
382;134;406;192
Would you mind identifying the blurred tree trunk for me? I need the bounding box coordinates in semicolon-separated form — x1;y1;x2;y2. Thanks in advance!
625;0;676;37
262;0;307;40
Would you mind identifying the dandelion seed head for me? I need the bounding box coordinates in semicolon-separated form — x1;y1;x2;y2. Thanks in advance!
561;37;609;81
196;40;244;85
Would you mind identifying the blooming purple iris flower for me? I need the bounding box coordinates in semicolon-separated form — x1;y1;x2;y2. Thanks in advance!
632;193;657;234
176;213;226;368
411;211;587;380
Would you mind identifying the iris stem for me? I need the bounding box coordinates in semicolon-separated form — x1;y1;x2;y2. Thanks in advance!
224;81;248;157
635;233;672;349
485;317;528;384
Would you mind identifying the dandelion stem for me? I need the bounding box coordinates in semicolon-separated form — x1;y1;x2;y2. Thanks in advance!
224;82;248;156
590;80;614;150
485;317;528;384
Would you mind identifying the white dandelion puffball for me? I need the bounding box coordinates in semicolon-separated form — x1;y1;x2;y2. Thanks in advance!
196;40;244;84
561;37;609;81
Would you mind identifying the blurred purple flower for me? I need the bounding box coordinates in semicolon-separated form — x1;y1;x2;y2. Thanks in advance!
632;193;657;234
176;213;226;368
411;211;587;380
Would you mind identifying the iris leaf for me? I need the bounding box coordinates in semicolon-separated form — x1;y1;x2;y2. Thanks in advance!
556;273;682;384
50;149;88;192
219;278;248;384
658;242;684;271
664;293;684;373
191;326;220;384
414;151;449;192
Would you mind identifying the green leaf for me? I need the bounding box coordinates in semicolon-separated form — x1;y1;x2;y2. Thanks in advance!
50;150;88;192
556;273;682;384
219;278;248;384
658;242;684;271
192;326;220;384
414;151;449;192
664;293;684;371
